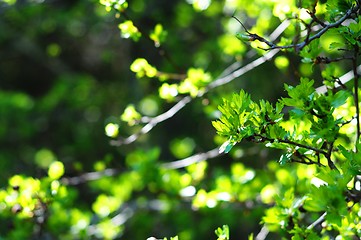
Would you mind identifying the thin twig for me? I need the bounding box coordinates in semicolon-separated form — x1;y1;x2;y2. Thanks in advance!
231;15;249;33
291;152;326;167
316;65;361;94
291;158;325;167
110;49;281;146
162;147;222;169
314;56;354;64
205;49;280;91
110;96;192;146
156;71;187;80
258;135;328;156
265;7;356;52
307;9;327;28
255;225;270;240
353;45;360;143
307;212;327;230
61;169;119;185
326;142;337;170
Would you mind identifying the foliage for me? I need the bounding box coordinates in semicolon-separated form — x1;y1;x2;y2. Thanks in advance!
1;0;361;239
215;225;230;240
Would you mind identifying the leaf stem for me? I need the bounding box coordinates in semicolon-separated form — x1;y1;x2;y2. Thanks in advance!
256;134;338;169
307;212;326;230
353;45;360;144
259;135;328;156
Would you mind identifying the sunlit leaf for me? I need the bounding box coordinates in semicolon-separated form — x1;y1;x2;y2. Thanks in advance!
48;161;65;180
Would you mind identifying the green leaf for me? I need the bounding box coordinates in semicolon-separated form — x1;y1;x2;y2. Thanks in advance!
329;41;344;50
236;33;253;42
219;140;235;154
118;20;141;41
48;161;65;180
150;24;168;47
279;153;292;165
285;78;315;102
300;0;316;9
331;90;350;108
159;83;178;101
105;123;119;138
337;0;353;13
121;104;142;126
283;78;315;106
99;0;128;12
300;39;321;59
326;212;342;227
215;225;229;240
130;58;157;78
301;58;313;63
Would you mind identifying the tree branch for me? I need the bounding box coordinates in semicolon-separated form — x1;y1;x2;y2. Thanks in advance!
110;96;192;146
316;64;361;94
161;147;222;169
307;212;326;230
262;7;356;52
61;168;119;185
353;45;360;143
108;20;292;146
205;49;280;91
258;135;328;156
255;225;270;240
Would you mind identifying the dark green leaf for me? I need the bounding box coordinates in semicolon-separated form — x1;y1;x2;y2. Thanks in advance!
331;90;350;108
279;153;292;165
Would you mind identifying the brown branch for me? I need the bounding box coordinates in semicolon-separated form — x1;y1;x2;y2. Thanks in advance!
262;7;357;52
325;141;337;170
316;65;361;94
291;153;326;167
231;15;250;33
307;9;327;28
291;157;324;166
252;134;339;169
258;135;328;156
314;56;354;64
277;138;338;169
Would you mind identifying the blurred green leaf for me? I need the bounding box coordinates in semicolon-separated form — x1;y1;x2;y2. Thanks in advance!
48;161;65;180
215;225;229;240
118;20;141;41
150;24;168;47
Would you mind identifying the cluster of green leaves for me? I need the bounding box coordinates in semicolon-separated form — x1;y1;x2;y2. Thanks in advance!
215;225;230;240
0;162;69;239
214;77;350;163
213;90;284;153
212;0;361;238
129;57;212;101
99;0;128;12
